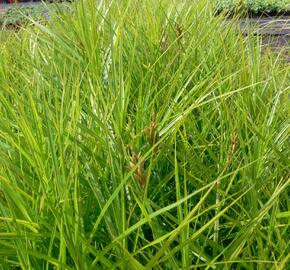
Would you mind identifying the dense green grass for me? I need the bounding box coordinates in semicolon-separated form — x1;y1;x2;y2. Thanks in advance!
216;0;290;14
0;0;289;269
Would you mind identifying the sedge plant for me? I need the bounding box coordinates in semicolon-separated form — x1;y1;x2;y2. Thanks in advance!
0;0;289;269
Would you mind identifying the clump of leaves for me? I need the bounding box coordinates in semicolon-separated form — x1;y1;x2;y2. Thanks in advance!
215;0;290;15
1;5;46;26
0;3;71;28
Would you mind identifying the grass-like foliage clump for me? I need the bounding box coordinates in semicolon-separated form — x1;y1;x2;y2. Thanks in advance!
0;0;289;269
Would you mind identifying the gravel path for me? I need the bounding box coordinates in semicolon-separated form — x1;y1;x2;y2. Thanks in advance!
240;16;290;60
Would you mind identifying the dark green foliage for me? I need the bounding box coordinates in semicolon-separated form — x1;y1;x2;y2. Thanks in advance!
0;3;70;27
215;0;290;14
0;5;47;26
